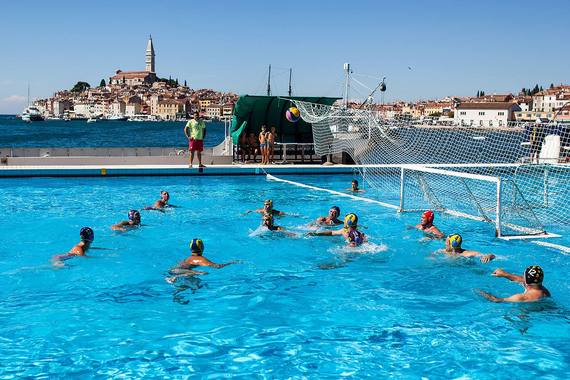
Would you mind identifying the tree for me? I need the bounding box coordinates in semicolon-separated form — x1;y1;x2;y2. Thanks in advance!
158;77;177;87
550;83;554;89
476;90;480;97
532;84;540;95
175;78;179;86
184;80;187;87
99;79;106;87
71;81;91;93
480;90;485;97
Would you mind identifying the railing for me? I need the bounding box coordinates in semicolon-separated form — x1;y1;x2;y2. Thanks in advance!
232;142;319;164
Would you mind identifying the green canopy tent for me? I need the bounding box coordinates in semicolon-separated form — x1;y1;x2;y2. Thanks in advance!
230;95;340;144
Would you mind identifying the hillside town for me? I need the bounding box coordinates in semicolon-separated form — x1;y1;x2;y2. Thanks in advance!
31;36;569;127
32;36;238;121
369;85;570;127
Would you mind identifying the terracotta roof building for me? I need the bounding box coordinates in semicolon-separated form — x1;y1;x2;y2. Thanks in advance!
454;102;521;127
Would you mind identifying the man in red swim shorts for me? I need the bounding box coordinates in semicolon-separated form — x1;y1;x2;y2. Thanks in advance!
184;111;207;167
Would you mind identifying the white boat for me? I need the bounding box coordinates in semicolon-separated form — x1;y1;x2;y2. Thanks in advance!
21;106;44;122
87;117;97;123
20;85;44;122
106;114;128;121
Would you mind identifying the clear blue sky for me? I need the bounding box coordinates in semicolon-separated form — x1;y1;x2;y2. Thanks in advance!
1;0;568;113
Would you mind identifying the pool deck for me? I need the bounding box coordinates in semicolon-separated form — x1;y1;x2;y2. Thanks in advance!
0;163;361;177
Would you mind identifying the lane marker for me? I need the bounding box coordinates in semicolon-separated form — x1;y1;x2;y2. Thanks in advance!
267;173;398;210
531;241;570;255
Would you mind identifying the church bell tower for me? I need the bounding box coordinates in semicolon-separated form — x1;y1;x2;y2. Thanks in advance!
145;35;155;73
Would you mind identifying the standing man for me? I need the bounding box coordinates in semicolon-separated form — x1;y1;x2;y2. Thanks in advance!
184;111;207;168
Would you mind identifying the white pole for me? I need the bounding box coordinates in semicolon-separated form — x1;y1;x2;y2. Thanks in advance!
496;178;502;237
399;167;405;212
343;63;350;108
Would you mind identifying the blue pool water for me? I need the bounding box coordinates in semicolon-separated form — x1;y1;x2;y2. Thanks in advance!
0;174;569;378
0;115;225;148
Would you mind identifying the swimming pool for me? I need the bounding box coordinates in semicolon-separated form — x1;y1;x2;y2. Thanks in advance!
0;174;568;378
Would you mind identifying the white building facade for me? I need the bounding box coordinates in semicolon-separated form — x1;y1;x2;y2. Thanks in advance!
454;102;521;127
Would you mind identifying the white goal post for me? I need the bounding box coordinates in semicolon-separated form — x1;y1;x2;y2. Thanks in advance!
398;165;553;239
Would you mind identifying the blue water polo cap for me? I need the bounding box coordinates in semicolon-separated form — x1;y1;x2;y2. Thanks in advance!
128;210;141;221
80;227;94;242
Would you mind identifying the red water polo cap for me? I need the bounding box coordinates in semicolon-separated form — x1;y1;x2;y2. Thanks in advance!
422;210;434;223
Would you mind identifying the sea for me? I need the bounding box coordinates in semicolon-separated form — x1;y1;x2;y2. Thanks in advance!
0;115;226;148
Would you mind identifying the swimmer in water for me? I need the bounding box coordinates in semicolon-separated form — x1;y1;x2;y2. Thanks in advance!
308;213;367;246
415;210;445;239
347;179;365;193
244;199;285;216
52;227;94;264
479;266;551;303
261;212;286;231
438;234;495;263
144;190;172;211
166;238;236;283
111;210;141;232
315;206;342;226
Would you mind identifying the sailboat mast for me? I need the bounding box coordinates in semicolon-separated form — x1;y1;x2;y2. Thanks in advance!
288;68;292;97
266;64;271;96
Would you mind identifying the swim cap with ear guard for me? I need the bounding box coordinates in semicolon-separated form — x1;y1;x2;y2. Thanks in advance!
80;227;94;242
524;265;544;284
344;213;358;228
422;210;434;223
190;238;204;254
128;210;140;221
448;234;462;249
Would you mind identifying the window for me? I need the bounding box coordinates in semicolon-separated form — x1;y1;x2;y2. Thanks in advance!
489;120;493;127
460;111;466;115
480;120;484;126
478;111;485;115
498;112;505;116
499;120;503;127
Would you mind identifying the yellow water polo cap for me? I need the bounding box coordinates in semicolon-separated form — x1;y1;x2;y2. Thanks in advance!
448;234;462;249
344;213;358;228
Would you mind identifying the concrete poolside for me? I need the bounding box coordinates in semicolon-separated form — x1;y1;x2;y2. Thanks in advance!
0;163;360;177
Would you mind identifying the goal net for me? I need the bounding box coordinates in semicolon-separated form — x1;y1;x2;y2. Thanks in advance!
399;166;547;238
290;99;570;237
